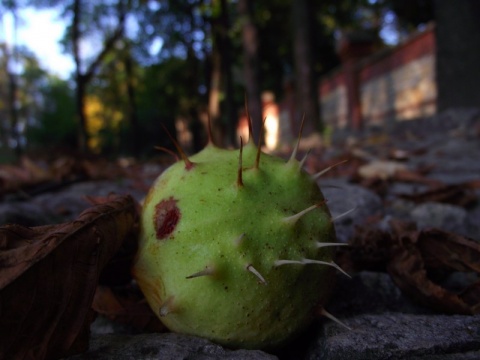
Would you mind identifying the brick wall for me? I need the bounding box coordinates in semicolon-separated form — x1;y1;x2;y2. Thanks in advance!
319;24;436;129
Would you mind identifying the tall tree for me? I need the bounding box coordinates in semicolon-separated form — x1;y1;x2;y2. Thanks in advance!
238;0;262;144
0;1;22;155
71;0;128;152
134;0;210;148
434;0;480;111
0;44;9;149
219;0;236;146
208;0;236;146
208;15;224;145
27;77;77;150
291;0;321;133
122;43;141;156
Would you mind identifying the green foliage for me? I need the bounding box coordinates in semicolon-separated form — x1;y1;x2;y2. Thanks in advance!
132;56;205;156
27;78;77;148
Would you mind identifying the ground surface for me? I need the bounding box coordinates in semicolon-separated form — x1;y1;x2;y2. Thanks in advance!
2;108;480;359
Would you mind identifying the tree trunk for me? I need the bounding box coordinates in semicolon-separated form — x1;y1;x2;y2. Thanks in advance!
238;0;262;144
71;0;127;153
207;0;235;147
7;72;21;155
72;0;88;152
208;45;224;146
220;0;236;146
292;0;321;133
124;50;140;156
435;0;480;111
5;10;22;156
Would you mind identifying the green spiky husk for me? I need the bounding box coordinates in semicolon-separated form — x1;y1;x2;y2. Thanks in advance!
133;143;337;349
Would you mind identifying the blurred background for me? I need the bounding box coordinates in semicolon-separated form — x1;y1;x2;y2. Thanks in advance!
0;0;478;161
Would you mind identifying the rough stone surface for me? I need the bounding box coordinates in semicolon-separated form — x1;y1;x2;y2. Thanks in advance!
306;313;480;360
0;201;56;226
321;181;383;243
411;202;471;237
68;333;278;360
327;272;429;317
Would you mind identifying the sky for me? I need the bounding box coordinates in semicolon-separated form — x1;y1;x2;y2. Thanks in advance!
2;7;75;79
1;5;400;81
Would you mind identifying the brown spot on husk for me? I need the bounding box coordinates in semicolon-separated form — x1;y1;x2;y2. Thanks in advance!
154;197;180;239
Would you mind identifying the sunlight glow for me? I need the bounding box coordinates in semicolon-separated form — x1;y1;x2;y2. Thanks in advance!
1;8;75;79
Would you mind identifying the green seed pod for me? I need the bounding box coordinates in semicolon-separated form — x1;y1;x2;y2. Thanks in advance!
133;130;348;350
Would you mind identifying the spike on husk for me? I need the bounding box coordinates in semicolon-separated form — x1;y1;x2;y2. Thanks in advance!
161;124;194;170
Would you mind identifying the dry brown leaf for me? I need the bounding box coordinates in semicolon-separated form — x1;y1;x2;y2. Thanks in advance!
358;160;407;180
336;225;393;273
392;168;443;187
0;194;139;360
458;281;480;313
339;221;480;314
388;225;480;315
92;286;166;333
417;229;480;272
0;155;134;200
388;239;473;314
398;184;478;208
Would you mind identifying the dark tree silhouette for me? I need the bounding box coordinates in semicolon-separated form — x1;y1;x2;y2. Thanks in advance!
434;0;480;111
292;0;321;133
238;0;262;144
72;0;127;152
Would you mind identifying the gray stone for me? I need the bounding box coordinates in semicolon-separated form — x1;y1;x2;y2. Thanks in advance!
0;201;57;226
387;198;417;220
408;351;480;360
32;192;92;221
67;333;278;360
404;133;480;185
327;271;428;317
387;182;430;199
31;180;144;222
90;315;140;336
307;313;480;360
467;205;480;241
389;108;480;141
411;202;471;237
320;181;383;243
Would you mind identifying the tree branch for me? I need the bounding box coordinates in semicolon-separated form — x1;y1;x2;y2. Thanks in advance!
83;0;127;83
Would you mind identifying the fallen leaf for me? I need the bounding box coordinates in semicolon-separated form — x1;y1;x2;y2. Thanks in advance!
458;281;480;314
388;224;480;315
416;229;480;273
0;194;139;360
398;184;478;208
387;148;409;161
336;225;393;273
0;155;137;200
20;156;51;182
338;221;480;315
92;286;166;333
392;168;443;187
84;195;140;287
358;160;407;180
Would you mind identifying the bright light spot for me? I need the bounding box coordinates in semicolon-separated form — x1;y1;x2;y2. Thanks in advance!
125;13;139;39
1;7;74;79
149;37;164;55
379;10;400;45
148;1;162;11
262;92;280;152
